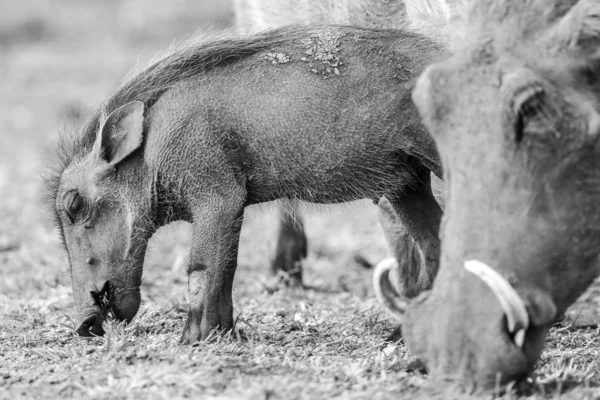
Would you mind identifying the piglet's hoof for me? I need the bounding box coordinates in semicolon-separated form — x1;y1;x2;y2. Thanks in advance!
180;301;234;344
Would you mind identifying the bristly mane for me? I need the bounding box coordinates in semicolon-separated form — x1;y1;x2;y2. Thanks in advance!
466;0;579;45
43;26;299;219
403;0;470;47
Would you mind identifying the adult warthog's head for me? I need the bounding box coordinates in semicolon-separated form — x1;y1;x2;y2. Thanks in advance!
47;101;154;336
379;0;600;391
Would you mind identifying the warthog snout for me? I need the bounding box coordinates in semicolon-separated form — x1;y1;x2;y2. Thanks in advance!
463;260;530;348
110;290;141;322
75;281;141;337
76;312;106;337
375;257;558;388
374;258;533;349
76;281;110;337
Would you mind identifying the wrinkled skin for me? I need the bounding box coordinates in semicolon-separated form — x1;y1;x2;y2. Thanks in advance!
404;0;600;390
50;26;445;342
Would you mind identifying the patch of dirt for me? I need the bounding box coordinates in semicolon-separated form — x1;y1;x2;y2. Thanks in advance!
300;28;346;78
263;50;291;66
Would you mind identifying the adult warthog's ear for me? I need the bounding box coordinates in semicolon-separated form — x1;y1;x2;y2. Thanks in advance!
94;101;145;166
547;0;600;52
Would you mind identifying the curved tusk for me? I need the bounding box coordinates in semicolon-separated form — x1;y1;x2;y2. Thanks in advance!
464;260;529;348
373;257;408;321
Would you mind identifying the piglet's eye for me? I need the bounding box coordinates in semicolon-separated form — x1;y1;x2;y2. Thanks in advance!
63;190;88;224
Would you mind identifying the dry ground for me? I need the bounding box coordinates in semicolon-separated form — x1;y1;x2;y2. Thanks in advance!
1;1;599;399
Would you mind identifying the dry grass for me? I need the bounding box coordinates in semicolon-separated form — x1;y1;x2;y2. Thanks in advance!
1;1;599;399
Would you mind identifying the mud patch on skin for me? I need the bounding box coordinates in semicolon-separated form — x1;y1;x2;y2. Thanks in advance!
300;28;346;78
263;50;291;66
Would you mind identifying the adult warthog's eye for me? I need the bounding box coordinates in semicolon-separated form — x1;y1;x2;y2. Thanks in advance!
511;85;556;143
63;190;90;224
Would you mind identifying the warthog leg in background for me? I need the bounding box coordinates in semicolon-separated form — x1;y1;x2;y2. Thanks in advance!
271;199;306;287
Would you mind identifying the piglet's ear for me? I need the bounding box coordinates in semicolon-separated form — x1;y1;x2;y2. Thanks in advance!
95;101;145;166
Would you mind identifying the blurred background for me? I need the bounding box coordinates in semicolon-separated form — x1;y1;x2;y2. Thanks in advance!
0;0;389;315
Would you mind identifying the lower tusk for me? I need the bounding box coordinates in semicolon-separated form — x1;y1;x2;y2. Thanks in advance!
464;260;530;348
373;257;408;321
514;329;526;348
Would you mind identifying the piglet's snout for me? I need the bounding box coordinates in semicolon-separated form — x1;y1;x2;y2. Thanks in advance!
76;310;106;337
110;290;141;322
75;280;111;337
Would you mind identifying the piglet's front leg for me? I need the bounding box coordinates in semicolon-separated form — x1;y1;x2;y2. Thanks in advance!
180;196;244;344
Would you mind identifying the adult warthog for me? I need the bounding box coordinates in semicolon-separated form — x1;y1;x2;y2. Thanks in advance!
378;0;600;391
46;25;445;342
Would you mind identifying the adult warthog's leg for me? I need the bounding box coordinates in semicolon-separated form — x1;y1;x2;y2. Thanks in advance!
181;192;245;343
270;199;307;287
379;172;443;299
